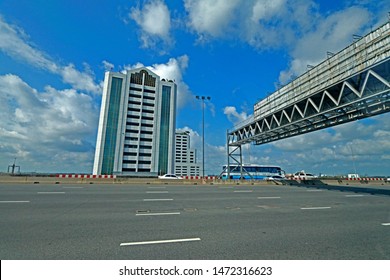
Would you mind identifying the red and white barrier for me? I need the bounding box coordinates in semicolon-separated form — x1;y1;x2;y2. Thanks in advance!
56;174;116;179
56;174;217;180
183;176;216;180
345;177;384;181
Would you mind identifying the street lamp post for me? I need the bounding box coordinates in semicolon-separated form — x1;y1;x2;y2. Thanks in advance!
196;95;211;178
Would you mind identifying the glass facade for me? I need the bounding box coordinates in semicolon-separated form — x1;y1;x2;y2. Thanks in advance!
158;85;171;174
101;77;123;174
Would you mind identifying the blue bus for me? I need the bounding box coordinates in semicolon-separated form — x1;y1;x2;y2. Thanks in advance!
221;164;285;180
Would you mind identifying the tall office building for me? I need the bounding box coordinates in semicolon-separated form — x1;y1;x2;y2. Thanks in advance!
93;68;177;176
174;130;200;177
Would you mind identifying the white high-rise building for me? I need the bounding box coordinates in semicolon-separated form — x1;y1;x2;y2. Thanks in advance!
93;68;177;176
174;130;200;177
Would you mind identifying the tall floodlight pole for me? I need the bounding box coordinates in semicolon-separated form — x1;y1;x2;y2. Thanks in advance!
196;96;211;178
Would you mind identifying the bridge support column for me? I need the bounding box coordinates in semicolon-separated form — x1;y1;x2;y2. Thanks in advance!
226;130;252;181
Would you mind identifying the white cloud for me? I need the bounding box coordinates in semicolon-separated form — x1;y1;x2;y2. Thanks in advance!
183;0;315;48
102;60;115;71
223;106;250;125
124;55;193;108
0;74;99;173
0;15;101;94
251;0;286;22
60;64;101;93
278;6;371;83
129;0;172;49
182;0;383;65
0;15;58;72
184;0;241;38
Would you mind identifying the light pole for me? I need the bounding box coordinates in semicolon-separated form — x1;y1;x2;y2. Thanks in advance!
196;95;211;178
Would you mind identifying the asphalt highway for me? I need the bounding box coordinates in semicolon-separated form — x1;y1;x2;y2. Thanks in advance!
0;183;389;259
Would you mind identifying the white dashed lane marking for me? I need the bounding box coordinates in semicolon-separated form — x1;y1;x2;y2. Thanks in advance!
301;207;332;210
136;212;180;216
143;199;174;201
120;238;201;247
146;191;169;194
37;192;65;194
0;201;30;203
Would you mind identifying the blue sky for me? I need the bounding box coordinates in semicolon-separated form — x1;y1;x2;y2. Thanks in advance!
0;0;389;176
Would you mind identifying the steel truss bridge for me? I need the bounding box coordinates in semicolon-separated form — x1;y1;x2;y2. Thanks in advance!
226;21;390;179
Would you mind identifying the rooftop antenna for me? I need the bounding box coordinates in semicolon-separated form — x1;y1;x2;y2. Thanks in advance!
8;158;21;175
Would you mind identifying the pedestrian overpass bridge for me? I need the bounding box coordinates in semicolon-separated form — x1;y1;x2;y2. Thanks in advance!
226;21;390;176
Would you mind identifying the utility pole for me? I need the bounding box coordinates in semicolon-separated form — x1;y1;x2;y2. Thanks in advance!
196;96;211;178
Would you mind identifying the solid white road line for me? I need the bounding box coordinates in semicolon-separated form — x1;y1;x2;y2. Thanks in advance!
120;238;201;247
234;190;253;193
136;212;180;216
37;192;65;194
143;199;174;201
148;186;167;189
0;201;30;203
345;194;365;197
306;190;323;192
301;206;332;210
257;196;281;199
62;187;84;189
381;223;390;226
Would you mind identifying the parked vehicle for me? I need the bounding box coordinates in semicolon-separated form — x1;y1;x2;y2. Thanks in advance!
293;170;317;180
265;175;284;181
158;174;182;179
347;173;360;179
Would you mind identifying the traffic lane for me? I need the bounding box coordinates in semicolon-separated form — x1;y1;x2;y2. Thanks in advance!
117;184;390;260
0;197;164;259
0;205;204;259
1;183;174;195
121;185;390;259
0;185;148;259
116;200;390;259
0;186;269;259
1;183;388;216
1;183;388;220
141;185;385;212
2;203;388;260
0;184;202;259
1;184;389;259
273;187;390;211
